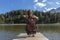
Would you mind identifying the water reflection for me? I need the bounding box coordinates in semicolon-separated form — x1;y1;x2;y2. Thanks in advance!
43;31;60;40
0;25;60;40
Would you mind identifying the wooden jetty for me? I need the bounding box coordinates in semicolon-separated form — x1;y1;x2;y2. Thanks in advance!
13;32;49;40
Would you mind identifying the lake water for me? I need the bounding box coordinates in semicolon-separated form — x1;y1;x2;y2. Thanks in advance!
0;24;60;40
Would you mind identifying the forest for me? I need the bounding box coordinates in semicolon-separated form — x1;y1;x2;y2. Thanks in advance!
0;10;60;24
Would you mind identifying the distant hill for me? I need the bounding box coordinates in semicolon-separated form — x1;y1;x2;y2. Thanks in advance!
49;7;60;13
0;10;60;24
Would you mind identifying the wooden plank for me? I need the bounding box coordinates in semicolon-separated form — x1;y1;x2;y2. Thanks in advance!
13;32;49;40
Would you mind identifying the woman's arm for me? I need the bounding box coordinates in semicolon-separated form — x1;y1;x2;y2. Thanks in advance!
33;15;39;20
23;15;28;19
23;15;26;18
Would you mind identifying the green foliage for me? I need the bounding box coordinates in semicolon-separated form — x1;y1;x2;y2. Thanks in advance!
0;10;60;24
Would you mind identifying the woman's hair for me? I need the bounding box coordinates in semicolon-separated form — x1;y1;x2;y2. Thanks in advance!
27;10;33;15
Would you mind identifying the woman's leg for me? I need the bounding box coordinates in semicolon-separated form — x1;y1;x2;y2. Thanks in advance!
31;26;37;37
25;25;31;36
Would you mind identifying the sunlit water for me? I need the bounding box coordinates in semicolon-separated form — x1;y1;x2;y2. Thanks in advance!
0;24;60;40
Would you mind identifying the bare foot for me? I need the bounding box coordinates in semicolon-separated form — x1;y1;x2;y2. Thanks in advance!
32;34;35;37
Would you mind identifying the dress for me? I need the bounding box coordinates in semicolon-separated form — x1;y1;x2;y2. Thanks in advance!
26;16;37;35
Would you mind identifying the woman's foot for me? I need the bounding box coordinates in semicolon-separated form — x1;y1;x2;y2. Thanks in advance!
28;35;30;37
27;34;31;37
32;34;35;37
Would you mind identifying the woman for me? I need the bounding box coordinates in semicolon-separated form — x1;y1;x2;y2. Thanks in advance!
23;10;38;37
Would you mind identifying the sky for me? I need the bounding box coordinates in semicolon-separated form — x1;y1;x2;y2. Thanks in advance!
0;0;60;13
